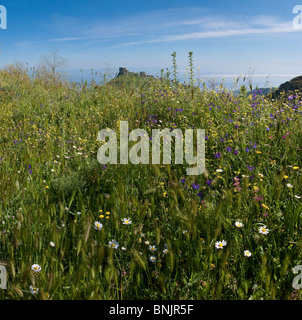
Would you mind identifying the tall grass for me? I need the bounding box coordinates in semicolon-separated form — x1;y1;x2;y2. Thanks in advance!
0;54;301;300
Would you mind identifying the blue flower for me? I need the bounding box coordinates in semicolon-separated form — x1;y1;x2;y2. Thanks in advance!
192;182;200;190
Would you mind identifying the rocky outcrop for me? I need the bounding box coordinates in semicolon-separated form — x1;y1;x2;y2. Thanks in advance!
117;67;129;76
273;76;302;98
117;67;152;78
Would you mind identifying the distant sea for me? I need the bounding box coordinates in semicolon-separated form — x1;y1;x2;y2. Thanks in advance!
66;68;300;91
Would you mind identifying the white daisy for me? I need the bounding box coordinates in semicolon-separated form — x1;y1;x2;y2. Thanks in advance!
122;218;132;225
94;221;103;231
149;245;157;252
109;240;119;249
215;240;227;249
149;256;156;263
29;285;39;294
235;221;243;228
31;264;41;272
258;225;269;235
50;241;55;247
163;249;169;254
244;250;252;257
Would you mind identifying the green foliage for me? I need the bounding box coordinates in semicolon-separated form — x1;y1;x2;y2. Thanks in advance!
0;55;301;300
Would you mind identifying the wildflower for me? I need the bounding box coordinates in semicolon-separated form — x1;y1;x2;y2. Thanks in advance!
31;264;42;272
247;164;254;171
261;204;270;210
235;221;243;228
163;249;168;254
99;215;104;218
253;186;259;192
94;221;103;231
122;247;126;251
293;167;299;170
259;225;269;235
50;241;55;247
76;211;81;215
215;240;227;249
244;250;252;257
149;245;157;252
145;240;150;245
192;182;200;189
206;180;212;186
149;256;156;263
109;240;119;249
29;285;39;294
295;195;301;199
287;183;293;188
216;169;223;173
65;207;69;211
122;218;132;225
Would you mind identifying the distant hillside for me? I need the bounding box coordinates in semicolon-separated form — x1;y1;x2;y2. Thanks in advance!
271;76;302;98
247;87;277;95
108;67;159;90
234;87;277;96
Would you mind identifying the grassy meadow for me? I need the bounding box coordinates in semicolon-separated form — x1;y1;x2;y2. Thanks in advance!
0;55;302;300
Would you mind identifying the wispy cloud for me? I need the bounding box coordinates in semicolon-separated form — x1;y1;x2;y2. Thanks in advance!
15;8;299;49
114;17;297;47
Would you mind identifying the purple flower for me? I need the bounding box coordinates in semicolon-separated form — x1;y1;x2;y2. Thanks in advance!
227;146;232;152
247;164;254;171
214;152;221;158
206;180;212;186
234;149;238;156
180;179;186;184
197;192;204;199
192;182;200;190
245;147;250;153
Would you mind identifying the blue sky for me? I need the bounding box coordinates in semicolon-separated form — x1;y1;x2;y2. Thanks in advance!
1;0;302;87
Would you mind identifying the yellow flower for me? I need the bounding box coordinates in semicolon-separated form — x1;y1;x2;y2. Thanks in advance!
99;215;104;218
284;175;289;179
261;204;269;210
293;167;299;170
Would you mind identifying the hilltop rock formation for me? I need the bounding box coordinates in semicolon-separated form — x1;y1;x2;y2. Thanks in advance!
117;67;153;78
273;76;302;98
